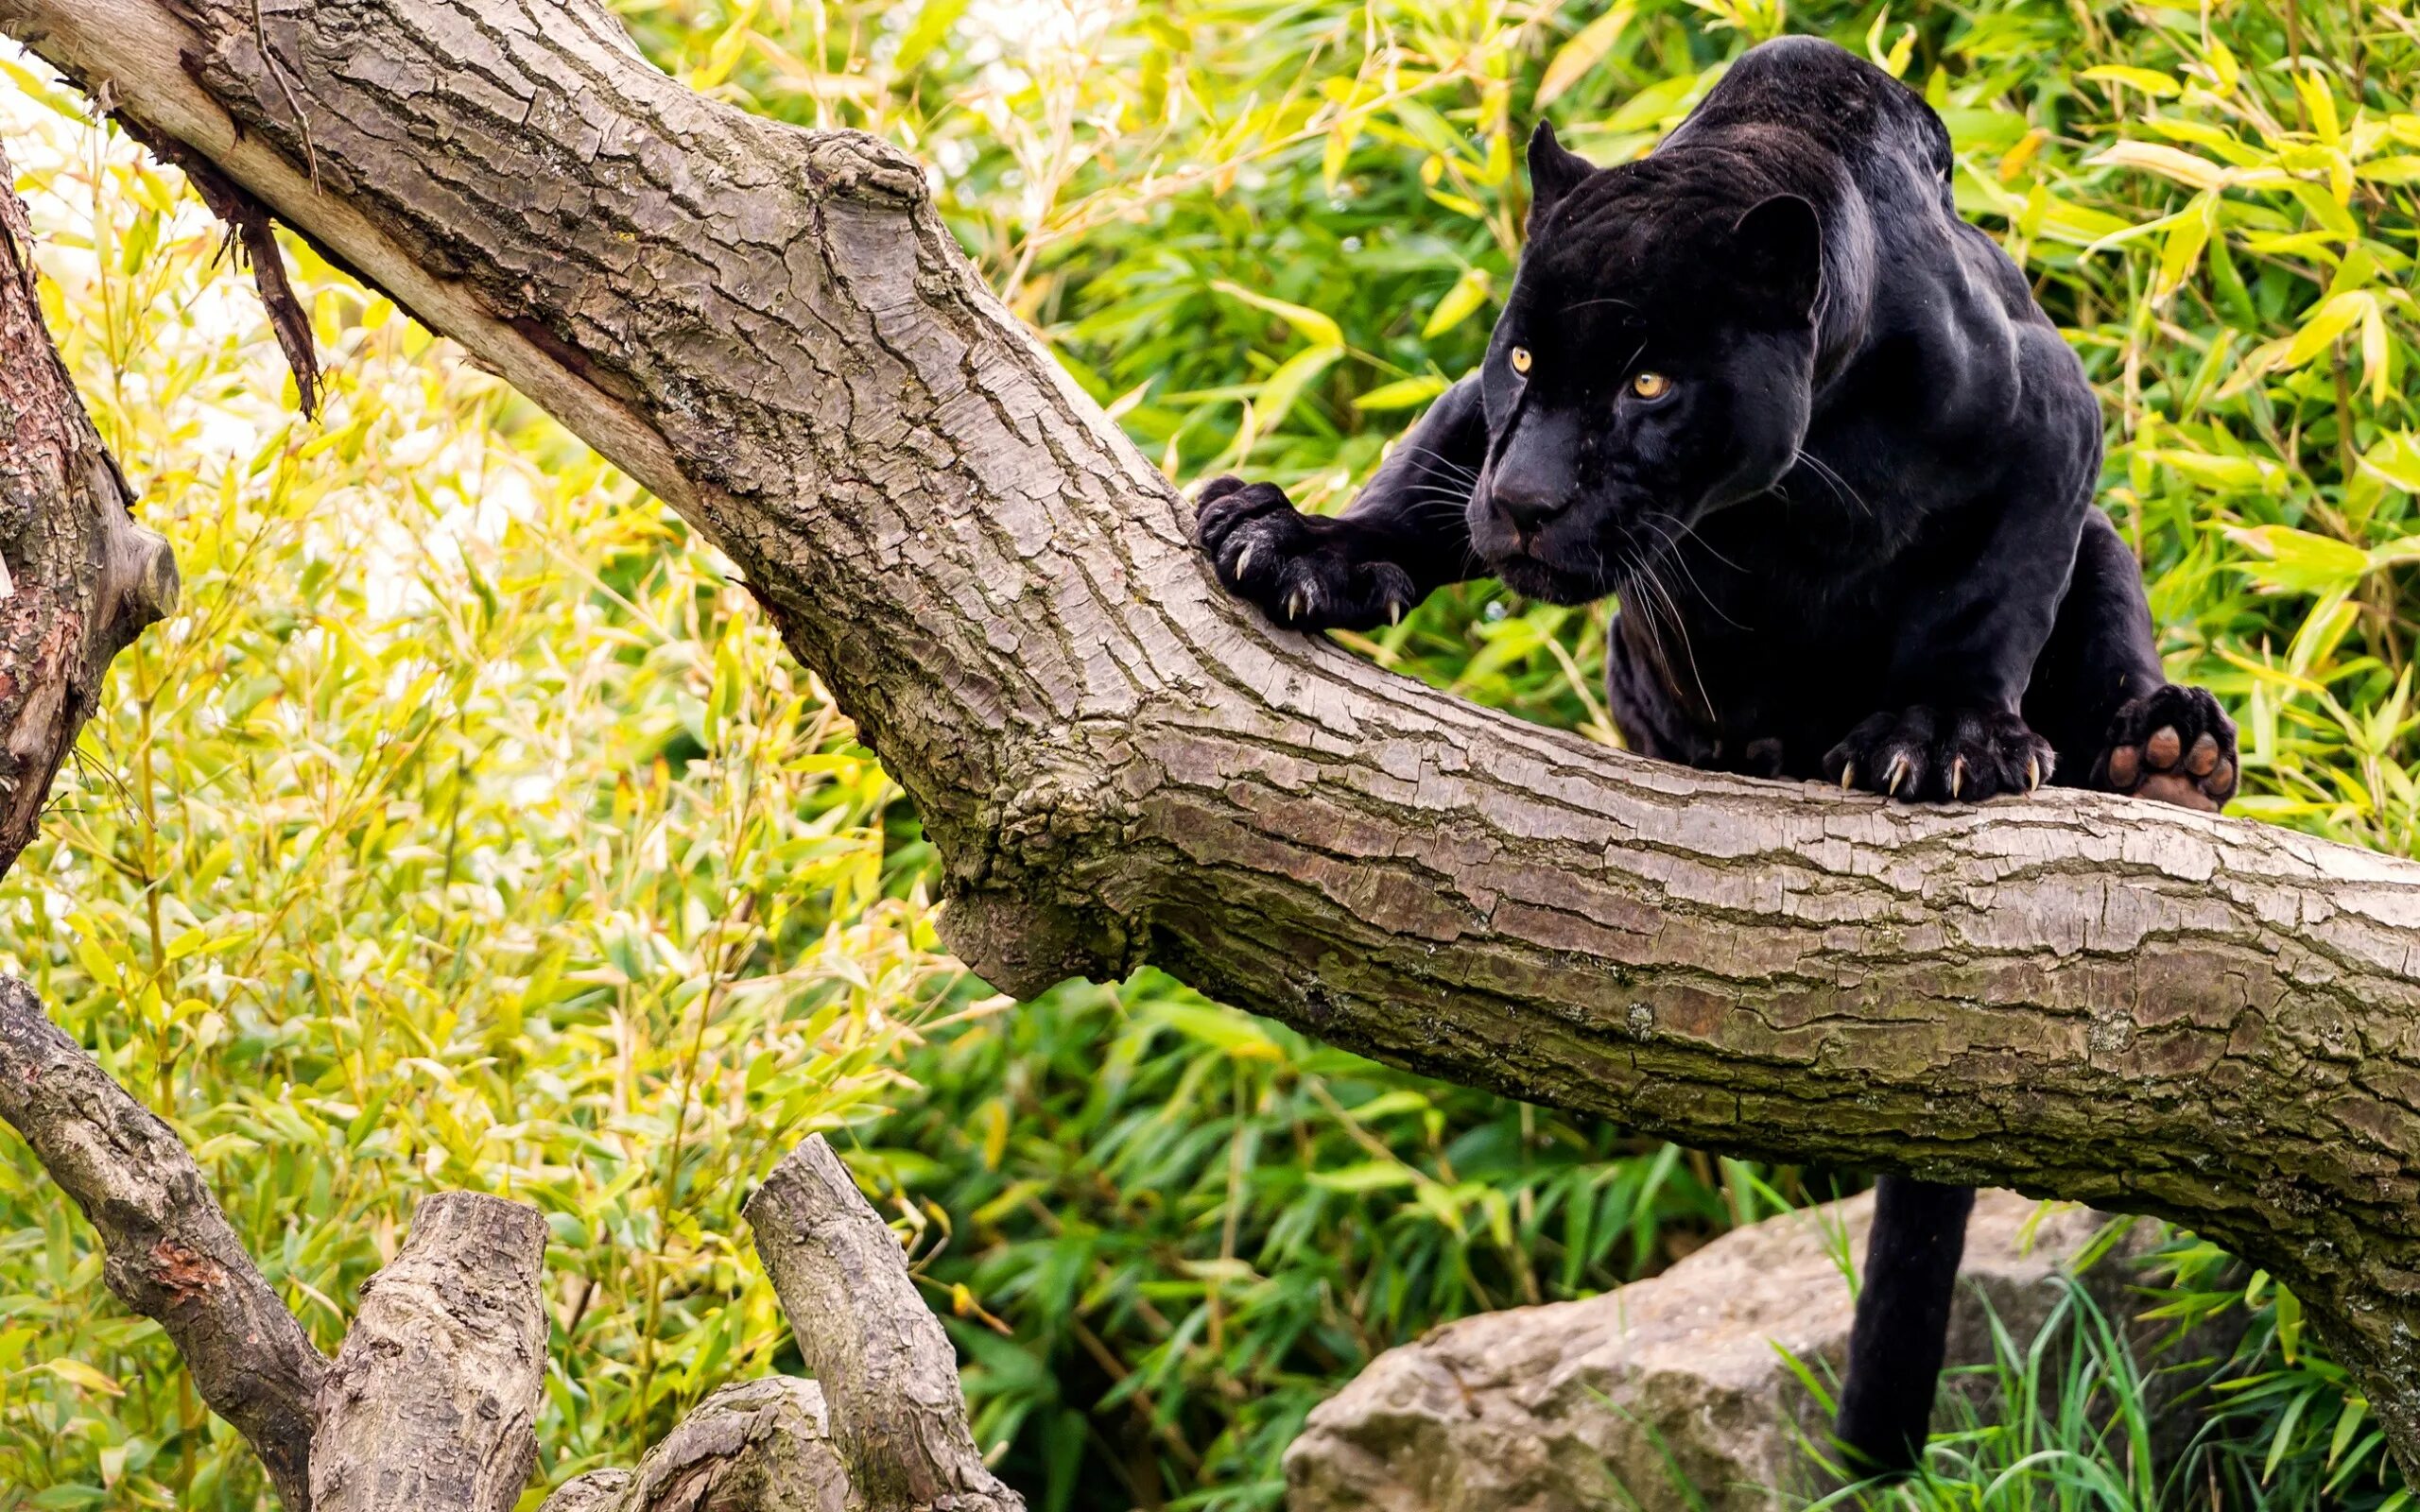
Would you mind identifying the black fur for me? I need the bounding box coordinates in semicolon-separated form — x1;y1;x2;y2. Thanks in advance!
1197;36;2240;1472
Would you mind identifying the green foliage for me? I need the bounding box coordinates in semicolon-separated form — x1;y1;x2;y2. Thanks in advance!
869;975;1803;1510
5;0;2420;1506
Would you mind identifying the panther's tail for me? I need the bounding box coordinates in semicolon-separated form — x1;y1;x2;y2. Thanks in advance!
1832;1177;1976;1476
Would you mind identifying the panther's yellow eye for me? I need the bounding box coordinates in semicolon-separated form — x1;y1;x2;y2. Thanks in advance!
1631;370;1671;400
1509;346;1532;375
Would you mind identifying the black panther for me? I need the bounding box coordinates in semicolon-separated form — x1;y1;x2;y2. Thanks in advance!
1193;35;2237;1474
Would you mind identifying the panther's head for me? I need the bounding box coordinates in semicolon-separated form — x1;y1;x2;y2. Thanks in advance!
1471;122;1824;605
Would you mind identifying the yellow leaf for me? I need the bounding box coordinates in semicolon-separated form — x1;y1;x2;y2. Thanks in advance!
1996;129;2047;183
1322;124;1357;193
1355;375;1452;411
42;1358;125;1397
2226;524;2370;594
979;1099;1008;1171
2153;191;2217;300
1210;281;1344;350
2145;448;2279;492
1422;266;1494;338
1864;10;1915;78
2282;290;2373;369
1537;2;1635;107
2358;155;2420;183
2360;432;2420;492
2298;71;2342;147
2363;301;2390;407
2080;64;2182;97
2090;140;2230;191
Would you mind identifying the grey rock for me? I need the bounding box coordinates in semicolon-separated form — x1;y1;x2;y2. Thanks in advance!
1285;1189;2210;1512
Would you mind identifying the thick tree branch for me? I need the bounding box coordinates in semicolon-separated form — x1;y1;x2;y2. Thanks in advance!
9;0;2420;1474
0;979;325;1506
312;1192;550;1512
746;1136;1022;1512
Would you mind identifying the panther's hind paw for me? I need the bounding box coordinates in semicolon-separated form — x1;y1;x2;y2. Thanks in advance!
2096;684;2237;812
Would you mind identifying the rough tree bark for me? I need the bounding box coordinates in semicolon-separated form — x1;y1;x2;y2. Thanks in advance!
539;1376;854;1512
311;1193;550;1512
8;0;2420;1479
748;1139;1023;1512
0;137;175;874
0;979;323;1505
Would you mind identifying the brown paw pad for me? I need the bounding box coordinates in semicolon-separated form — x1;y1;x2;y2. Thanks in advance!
2135;770;2221;812
2096;686;2238;812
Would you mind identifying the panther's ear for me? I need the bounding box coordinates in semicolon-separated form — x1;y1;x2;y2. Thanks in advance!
1733;194;1824;319
1527;120;1594;228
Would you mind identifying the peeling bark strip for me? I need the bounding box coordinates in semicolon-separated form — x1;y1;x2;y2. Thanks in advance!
9;0;2420;1475
0;137;177;876
747;1137;1024;1512
0;978;324;1507
312;1192;550;1512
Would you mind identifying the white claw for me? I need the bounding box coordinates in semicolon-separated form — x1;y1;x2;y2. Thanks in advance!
1840;764;1857;791
1388;598;1405;627
1885;753;1910;797
1948;758;1965;799
2025;755;2042;792
1234;543;1255;581
1286;589;1307;621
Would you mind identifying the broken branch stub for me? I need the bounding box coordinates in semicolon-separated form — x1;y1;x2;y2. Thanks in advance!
310;1192;550;1512
745;1136;1023;1512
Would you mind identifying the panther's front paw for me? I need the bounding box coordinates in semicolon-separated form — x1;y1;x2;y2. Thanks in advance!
1823;705;2053;803
1194;476;1415;632
2094;684;2237;812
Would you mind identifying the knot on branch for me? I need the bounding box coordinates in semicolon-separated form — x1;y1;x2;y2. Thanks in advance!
146;1236;228;1305
991;762;1132;871
935;755;1143;995
798;130;930;210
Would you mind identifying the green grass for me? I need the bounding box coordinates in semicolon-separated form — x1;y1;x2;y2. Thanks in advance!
1791;1240;2412;1512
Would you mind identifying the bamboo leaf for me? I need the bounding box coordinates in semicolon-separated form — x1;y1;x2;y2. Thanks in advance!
1210;281;1345;349
1537;2;1635;107
1422;266;1494;337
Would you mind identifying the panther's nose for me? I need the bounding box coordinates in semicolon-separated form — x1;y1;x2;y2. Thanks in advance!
1489;476;1567;537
